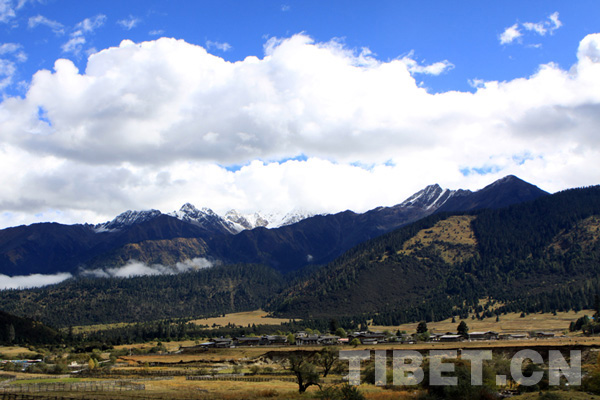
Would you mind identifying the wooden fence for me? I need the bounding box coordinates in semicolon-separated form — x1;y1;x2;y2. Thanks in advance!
0;380;145;394
186;375;297;382
0;395;92;400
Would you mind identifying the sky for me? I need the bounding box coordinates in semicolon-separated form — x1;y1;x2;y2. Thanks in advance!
1;0;600;229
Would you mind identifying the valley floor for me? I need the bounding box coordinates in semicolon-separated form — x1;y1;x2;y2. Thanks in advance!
3;336;600;399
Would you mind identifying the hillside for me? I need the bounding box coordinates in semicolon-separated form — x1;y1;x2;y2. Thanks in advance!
0;310;62;345
269;185;600;323
0;264;284;327
0;175;548;276
0;176;565;328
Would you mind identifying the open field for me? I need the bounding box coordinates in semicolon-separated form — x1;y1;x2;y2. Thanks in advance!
190;309;295;328
371;310;595;334
4;337;600;399
0;346;38;358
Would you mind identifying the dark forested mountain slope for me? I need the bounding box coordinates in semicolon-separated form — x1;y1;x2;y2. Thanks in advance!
0;309;61;345
269;185;600;321
436;175;548;213
0;175;549;276
0;264;284;327
0;184;593;328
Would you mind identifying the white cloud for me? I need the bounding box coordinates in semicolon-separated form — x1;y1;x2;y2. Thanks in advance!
400;52;454;75
0;58;16;89
149;29;164;36
0;272;72;290
501;12;562;45
205;40;232;52
0;33;599;228
548;12;562;31
76;14;106;33
28;14;64;35
81;258;213;278
0;0;16;23
118;16;140;30
62;14;106;55
500;24;522;45
523;22;546;36
61;36;85;54
0;43;26;63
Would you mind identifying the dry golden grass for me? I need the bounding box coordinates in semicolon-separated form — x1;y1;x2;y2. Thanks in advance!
0;346;36;358
138;375;308;399
190;309;295;328
371;310;595;335
397;215;477;264
73;309;295;335
549;215;600;254
71;321;133;334
512;391;600;400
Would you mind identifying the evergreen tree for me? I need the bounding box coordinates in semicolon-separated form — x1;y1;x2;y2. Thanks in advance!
457;321;469;338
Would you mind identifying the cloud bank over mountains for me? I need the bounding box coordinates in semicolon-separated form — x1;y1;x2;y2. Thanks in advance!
0;257;214;289
0;33;600;228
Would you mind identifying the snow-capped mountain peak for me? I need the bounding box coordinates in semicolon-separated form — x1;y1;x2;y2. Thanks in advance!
94;209;162;232
167;203;236;234
95;204;318;234
399;184;461;210
223;208;317;231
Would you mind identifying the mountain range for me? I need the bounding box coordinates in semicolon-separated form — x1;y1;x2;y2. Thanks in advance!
1;179;598;328
0;175;548;277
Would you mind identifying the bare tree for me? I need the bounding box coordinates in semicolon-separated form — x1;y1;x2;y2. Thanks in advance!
288;353;320;393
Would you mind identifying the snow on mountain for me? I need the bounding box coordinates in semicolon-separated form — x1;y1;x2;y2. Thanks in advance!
94;209;162;232
223;208;317;231
168;203;237;234
94;204;316;234
398;184;469;210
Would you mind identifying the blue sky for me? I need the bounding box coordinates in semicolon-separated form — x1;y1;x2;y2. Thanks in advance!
4;1;598;94
1;0;600;229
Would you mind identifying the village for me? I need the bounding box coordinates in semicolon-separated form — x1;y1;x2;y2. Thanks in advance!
189;329;559;350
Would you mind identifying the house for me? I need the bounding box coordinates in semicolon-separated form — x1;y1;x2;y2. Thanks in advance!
534;332;555;339
234;336;262;346
295;334;341;346
317;335;340;345
428;333;443;342
499;333;528;340
261;335;288;345
348;332;387;344
296;334;320;346
213;338;234;348
468;331;499;341
439;334;463;342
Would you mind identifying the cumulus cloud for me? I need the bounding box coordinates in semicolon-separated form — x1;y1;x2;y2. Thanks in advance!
81;258;214;278
28;14;64;34
0;33;599;228
0;272;72;290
